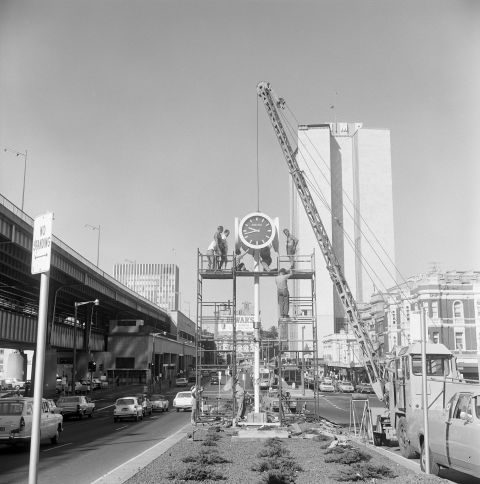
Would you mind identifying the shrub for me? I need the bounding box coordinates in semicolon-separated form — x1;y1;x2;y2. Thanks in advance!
252;456;302;473
331;462;397;482
324;447;371;465
258;469;295;484
168;463;226;481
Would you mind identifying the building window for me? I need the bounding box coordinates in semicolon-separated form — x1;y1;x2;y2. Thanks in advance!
432;331;439;344
453;301;464;322
454;331;464;351
431;301;438;319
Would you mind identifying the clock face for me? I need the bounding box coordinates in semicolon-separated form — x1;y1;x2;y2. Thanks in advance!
239;213;274;249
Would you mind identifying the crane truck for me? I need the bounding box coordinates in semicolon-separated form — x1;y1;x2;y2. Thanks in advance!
257;81;480;477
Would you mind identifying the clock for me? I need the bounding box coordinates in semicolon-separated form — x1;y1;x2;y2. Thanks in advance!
238;212;276;250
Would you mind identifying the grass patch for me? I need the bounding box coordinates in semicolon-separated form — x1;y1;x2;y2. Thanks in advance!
167;463;226;481
331;462;398;481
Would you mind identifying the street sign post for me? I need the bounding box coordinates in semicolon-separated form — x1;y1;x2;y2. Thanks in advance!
28;212;53;484
31;212;53;274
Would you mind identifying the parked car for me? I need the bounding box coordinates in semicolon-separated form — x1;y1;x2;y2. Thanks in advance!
56;395;95;419
113;397;143;422
356;382;374;394
318;378;335;393
210;375;220;385
336;381;355;393
426;391;480;478
173;391;193;412
135;394;153;416
150;394;169;412
0;397;63;446
175;377;189;387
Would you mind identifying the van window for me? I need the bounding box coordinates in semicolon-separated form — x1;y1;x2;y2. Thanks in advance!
411;356;450;376
0;402;24;415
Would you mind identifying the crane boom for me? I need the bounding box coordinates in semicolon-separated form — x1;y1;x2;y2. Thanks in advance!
257;81;385;400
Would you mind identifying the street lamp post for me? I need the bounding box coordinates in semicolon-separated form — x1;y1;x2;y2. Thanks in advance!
85;224;101;266
72;299;99;392
301;326;305;396
125;259;137;292
3;147;27;211
151;332;166;392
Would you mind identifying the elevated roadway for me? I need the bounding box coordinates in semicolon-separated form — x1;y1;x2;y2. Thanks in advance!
0;194;172;352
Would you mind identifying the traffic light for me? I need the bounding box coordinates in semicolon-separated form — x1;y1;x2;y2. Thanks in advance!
88;361;97;372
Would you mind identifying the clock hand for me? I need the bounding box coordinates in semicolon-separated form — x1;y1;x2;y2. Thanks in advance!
244;228;260;234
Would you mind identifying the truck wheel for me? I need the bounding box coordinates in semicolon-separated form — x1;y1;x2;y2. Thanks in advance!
50;429;60;445
373;432;383;446
420;441;440;475
78;412;83;420
396;417;417;458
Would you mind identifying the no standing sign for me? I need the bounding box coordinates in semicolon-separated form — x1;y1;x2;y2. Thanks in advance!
31;212;53;274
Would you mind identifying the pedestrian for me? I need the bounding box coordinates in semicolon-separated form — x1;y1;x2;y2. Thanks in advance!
218;229;230;269
275;268;292;318
116;376;120;387
283;229;298;269
191;385;203;425
235;381;247;420
207;226;223;270
259;245;272;271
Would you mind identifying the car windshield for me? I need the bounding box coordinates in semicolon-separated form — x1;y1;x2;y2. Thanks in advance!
342;381;352;385
151;395;165;400
0;402;24;415
117;398;135;405
177;392;191;398
475;396;480;419
58;397;79;403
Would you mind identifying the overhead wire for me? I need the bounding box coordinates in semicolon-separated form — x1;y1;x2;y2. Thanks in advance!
275;96;414;337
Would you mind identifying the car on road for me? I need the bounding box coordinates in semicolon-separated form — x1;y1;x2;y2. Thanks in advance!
318;378;335;392
173;391;193;412
336;381;355;393
113;397;143;422
150;394;169;412
356;382;374;393
135;394;153;416
45;399;63;414
210;375;220;385
91;378;108;389
56;395;95;419
74;380;91;393
0;397;63;446
1;378;26;391
175;377;189;387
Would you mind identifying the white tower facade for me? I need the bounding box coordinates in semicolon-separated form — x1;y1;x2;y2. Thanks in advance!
293;122;395;338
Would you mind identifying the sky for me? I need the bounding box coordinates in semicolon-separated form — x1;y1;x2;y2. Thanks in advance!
1;0;479;336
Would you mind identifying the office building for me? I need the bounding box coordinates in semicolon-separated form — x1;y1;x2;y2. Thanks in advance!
293;122;395;336
113;263;180;311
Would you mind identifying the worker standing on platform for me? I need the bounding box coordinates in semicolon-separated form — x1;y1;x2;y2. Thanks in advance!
207;226;223;270
219;229;230;269
283;229;298;269
275;268;292;318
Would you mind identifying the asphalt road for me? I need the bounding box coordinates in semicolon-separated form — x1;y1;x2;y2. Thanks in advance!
0;385;191;484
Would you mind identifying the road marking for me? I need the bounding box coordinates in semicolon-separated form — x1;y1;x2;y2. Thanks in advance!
96;404;115;411
42;442;72;452
115;425;127;431
91;423;190;484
